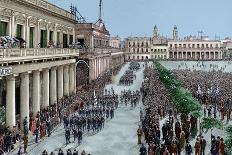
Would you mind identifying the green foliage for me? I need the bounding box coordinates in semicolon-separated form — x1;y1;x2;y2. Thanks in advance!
154;60;202;117
201;117;223;132
225;126;232;153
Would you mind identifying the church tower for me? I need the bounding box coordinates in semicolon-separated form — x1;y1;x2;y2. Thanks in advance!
153;25;159;38
173;25;178;40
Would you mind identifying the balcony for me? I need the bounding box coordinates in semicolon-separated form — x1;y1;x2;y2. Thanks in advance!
0;48;79;63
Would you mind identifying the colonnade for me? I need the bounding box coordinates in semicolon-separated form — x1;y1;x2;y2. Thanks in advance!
169;51;223;60
5;63;76;130
88;57;110;81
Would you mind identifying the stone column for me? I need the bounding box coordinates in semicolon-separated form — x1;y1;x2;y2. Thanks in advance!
72;28;75;44
67;34;70;47
32;70;40;116
47;29;50;46
26;17;30;48
6;75;16;130
74;63;77;93
9;16;12;37
50;67;57;105
42;69;49;108
95;59;97;79
98;58;101;76
63;65;69;96
57;66;63;99
22;19;27;42
37;20;40;47
89;60;93;82
54;25;57;45
20;73;29;130
96;58;98;78
213;52;216;59
11;15;15;37
69;64;75;94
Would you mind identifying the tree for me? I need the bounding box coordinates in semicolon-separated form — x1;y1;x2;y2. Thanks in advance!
225;126;232;154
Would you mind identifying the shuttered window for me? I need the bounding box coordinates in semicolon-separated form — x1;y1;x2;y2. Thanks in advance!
29;27;34;48
0;21;8;36
16;24;22;38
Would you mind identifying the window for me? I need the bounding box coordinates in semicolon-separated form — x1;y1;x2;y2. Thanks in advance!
179;44;182;47
0;21;8;36
192;44;195;48
29;27;34;48
170;44;173;48
142;48;144;53
69;35;73;45
146;48;148;52
197;44;200;48
164;49;166;52
49;31;53;42
40;30;47;48
63;34;68;48
16;24;23;38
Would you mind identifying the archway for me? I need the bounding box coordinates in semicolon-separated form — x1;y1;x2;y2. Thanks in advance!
76;59;90;87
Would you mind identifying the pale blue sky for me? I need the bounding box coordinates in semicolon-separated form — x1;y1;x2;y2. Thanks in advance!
49;0;232;39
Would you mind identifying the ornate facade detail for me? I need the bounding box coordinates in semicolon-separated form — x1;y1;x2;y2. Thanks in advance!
39;20;47;29
15;14;26;24
48;23;55;30
56;24;63;32
28;16;38;26
0;8;13;17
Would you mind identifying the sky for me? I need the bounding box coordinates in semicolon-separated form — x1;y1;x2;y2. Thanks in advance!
48;0;232;39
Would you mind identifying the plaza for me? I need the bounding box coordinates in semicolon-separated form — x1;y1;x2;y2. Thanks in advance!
0;0;232;155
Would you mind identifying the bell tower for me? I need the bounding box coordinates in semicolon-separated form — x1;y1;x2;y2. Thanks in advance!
173;25;178;40
153;25;159;38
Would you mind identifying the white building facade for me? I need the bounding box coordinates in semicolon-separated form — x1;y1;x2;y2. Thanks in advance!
110;36;121;48
151;44;168;60
0;0;78;131
125;37;151;60
0;0;76;48
168;40;223;60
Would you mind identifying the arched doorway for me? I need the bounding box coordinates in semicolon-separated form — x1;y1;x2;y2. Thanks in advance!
76;59;89;87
